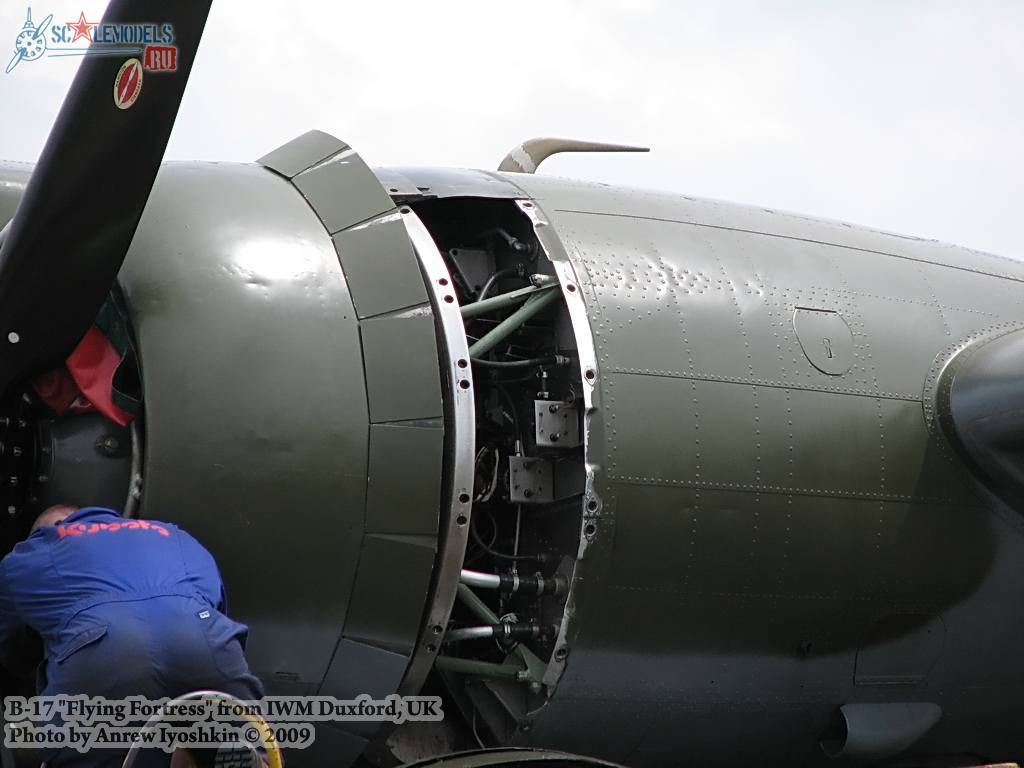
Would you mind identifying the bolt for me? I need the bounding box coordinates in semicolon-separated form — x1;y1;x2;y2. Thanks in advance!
548;404;559;414
7;477;17;487
11;446;21;458
554;647;568;661
549;433;560;443
98;436;120;456
523;489;534;499
6;506;15;517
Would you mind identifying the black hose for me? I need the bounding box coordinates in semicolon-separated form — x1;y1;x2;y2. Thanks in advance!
476;267;520;302
472;355;568;369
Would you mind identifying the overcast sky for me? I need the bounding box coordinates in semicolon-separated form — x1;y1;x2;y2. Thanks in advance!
1;1;1022;257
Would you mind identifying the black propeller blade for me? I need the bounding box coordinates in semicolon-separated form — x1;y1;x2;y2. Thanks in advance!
0;0;212;392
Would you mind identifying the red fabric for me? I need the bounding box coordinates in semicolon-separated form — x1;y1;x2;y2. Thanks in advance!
32;367;94;416
65;326;134;426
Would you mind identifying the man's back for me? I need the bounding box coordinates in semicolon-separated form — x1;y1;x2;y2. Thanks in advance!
0;508;226;655
0;507;258;700
0;507;263;766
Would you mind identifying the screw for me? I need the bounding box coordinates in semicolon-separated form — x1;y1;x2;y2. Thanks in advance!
548;404;559;414
7;477;17;487
11;446;21;458
523;489;534;499
549;433;560;443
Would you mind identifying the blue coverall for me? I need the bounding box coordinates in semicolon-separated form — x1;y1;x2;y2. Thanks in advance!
0;507;264;767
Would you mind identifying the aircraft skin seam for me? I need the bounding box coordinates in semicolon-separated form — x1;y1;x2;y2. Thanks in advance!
582;272;999;321
605;474;962;504
552;207;1024;283
603;367;918;401
806;288;1000;318
605;584;960;603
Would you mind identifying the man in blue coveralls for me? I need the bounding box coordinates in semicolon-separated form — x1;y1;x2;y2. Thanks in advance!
0;505;265;767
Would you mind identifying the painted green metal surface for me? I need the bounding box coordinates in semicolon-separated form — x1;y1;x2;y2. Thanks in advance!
494;171;1024;766
116;141;448;766
333;212;430;319
119;161;371;692
366;424;443;536
5;134;1021;767
257;129;349;179
361;309;444;423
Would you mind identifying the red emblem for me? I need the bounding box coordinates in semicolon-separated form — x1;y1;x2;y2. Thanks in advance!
113;58;143;110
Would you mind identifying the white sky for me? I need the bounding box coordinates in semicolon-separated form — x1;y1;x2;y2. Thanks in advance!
1;1;1022;257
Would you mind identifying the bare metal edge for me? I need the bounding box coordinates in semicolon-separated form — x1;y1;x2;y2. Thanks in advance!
123;419;143;518
394;207;476;695
513;199;600;693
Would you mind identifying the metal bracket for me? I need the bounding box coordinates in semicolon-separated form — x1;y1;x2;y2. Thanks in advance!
447;247;493;297
509;455;553;504
534;399;581;448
